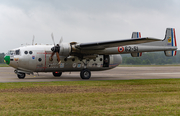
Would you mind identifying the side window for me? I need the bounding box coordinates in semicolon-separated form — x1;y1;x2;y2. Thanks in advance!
29;51;33;54
15;49;20;55
24;51;28;54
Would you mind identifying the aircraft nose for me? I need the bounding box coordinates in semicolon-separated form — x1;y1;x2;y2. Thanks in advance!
4;55;10;65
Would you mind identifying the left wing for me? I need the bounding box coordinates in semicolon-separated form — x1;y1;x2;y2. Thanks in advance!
75;37;161;50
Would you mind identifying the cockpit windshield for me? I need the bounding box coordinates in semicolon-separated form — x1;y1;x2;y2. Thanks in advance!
6;50;15;56
6;49;20;56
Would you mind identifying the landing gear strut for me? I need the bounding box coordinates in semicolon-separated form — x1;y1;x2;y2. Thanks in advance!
80;59;91;79
17;73;26;79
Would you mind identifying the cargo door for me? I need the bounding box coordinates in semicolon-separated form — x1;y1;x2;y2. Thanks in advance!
103;55;109;67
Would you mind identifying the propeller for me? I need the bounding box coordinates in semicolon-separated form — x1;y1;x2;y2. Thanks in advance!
49;33;62;64
59;36;63;45
51;33;55;46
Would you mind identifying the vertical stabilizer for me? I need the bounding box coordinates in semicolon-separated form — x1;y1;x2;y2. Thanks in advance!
131;32;142;57
164;28;177;56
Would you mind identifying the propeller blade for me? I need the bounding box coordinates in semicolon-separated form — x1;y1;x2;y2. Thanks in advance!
49;52;55;61
59;36;63;45
51;33;55;46
56;52;61;64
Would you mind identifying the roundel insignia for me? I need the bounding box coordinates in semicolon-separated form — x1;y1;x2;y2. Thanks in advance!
72;63;76;68
32;56;35;59
118;46;124;53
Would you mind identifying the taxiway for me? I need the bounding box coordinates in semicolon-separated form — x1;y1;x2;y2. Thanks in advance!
0;66;180;82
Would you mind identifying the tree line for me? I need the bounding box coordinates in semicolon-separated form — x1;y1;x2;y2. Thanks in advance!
0;53;5;64
121;51;180;65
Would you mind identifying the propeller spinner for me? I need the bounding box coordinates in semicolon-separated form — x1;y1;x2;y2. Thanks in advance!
49;33;62;64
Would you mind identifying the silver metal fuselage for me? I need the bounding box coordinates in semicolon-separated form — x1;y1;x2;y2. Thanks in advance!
8;44;122;73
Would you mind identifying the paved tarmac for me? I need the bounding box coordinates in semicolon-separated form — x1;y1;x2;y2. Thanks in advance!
0;67;180;82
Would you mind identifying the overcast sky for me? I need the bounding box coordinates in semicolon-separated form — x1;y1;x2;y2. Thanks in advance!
0;0;180;53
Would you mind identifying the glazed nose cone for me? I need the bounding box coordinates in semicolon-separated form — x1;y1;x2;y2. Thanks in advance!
4;55;10;65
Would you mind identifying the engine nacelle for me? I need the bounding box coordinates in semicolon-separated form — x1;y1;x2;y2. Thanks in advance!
59;43;71;56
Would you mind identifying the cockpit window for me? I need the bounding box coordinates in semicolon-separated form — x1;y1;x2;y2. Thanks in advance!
6;50;15;56
15;49;20;55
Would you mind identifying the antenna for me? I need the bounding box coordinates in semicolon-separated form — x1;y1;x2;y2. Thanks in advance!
32;35;35;45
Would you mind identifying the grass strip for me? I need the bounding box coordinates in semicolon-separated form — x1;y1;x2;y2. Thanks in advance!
0;64;9;67
0;79;180;115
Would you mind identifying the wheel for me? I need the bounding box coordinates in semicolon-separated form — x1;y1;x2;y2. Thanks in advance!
17;73;26;79
52;72;62;77
80;69;91;79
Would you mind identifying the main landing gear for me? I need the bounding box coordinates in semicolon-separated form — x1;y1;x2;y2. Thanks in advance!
17;72;26;79
80;59;91;79
80;69;91;79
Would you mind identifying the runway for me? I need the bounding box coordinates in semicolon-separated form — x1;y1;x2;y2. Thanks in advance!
0;66;180;82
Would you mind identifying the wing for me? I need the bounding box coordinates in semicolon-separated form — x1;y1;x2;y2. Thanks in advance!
75;37;161;50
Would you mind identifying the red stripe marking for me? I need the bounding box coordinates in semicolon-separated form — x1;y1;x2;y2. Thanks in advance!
175;51;177;56
139;32;141;38
140;52;142;56
173;28;177;46
36;51;49;71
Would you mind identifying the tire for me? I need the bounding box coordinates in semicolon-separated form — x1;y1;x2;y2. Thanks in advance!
17;73;26;79
80;69;91;79
52;72;62;77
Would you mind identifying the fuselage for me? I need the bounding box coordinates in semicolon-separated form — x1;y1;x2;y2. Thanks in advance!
4;44;122;73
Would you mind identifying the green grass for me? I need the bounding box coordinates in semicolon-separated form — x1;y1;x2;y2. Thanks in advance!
0;79;180;115
0;64;9;67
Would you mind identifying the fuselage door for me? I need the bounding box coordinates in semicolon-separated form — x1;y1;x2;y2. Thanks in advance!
36;52;45;71
103;55;109;67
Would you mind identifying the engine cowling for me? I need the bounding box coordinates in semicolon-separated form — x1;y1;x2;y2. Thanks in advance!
59;43;71;57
